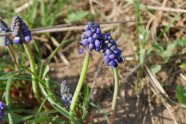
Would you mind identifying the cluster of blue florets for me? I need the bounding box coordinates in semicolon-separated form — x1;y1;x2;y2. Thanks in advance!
102;33;123;67
0;20;10;46
80;22;103;52
60;80;73;107
80;22;123;67
11;16;32;44
0;101;5;120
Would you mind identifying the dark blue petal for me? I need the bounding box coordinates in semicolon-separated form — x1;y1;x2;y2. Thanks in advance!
108;60;118;67
88;43;95;50
116;56;123;63
109;54;115;59
104;55;111;63
24;36;32;42
13;37;21;44
80;39;89;47
95;40;101;47
78;48;84;55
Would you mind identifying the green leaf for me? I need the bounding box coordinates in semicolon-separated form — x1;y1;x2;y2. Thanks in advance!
177;38;186;47
65;11;89;23
160;42;177;59
179;61;186;70
5;77;14;124
176;84;186;104
151;43;164;53
139;49;145;64
161;50;173;58
150;65;161;74
167;42;177;50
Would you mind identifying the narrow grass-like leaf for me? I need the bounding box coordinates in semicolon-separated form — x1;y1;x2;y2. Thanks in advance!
47;39;73;63
5;77;14;124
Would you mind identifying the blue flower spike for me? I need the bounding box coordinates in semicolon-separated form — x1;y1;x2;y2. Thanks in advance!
60;80;73;107
11;16;32;44
102;33;123;67
0;101;5;120
0;20;10;46
80;22;103;52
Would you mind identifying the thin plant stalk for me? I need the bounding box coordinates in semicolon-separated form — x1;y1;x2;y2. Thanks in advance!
23;43;39;101
70;52;90;124
5;78;14;124
8;45;19;69
110;68;119;124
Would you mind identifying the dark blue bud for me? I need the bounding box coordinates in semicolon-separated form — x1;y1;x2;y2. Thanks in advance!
108;60;118;67
90;28;96;32
78;48;84;55
85;30;91;37
113;49;121;55
109;54;115;59
116;56;123;63
88;37;94;43
13;37;21;44
104;55;111;63
95;47;100;52
105;49;112;55
25;36;31;42
95;40;101;47
96;28;101;33
80;39;89;47
84;25;89;31
93;33;98;39
88;43;94;50
0;101;5;120
110;45;116;50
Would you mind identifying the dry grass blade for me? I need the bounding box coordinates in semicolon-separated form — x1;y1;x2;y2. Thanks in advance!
145;65;178;124
15;0;33;13
142;5;186;13
50;37;70;65
145;65;169;99
0;20;136;37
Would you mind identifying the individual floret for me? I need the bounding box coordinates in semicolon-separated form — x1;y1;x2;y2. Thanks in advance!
102;33;123;67
0;20;10;46
80;22;103;52
60;80;73;107
11;16;32;44
0;101;5;120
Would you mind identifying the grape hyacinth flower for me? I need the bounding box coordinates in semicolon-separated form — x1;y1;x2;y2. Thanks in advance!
80;22;103;52
60;80;73;107
11;16;32;44
0;20;10;46
0;101;5;120
102;33;123;67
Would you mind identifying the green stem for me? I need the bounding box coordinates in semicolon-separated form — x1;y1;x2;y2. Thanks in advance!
110;68;119;124
5;78;14;124
23;43;39;101
70;52;90;124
